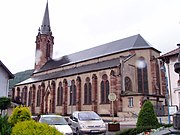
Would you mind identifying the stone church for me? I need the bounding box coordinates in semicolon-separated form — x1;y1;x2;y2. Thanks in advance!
12;2;167;116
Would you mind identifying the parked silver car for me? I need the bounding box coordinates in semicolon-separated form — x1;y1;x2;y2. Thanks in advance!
39;114;73;135
68;111;106;135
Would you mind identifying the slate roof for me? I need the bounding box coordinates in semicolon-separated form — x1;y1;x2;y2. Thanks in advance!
40;1;51;35
17;34;160;85
17;58;120;85
37;34;160;73
0;60;14;79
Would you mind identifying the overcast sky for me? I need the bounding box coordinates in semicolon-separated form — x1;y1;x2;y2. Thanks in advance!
0;0;180;74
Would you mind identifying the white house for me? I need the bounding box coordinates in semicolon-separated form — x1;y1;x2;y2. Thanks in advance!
0;60;14;97
159;47;180;114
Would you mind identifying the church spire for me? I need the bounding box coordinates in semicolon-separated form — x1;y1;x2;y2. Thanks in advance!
34;1;54;71
40;1;51;34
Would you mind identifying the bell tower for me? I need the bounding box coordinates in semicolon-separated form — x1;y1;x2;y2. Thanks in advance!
35;1;54;71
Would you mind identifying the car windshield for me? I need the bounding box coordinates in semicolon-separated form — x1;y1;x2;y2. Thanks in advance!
78;112;101;121
40;116;68;125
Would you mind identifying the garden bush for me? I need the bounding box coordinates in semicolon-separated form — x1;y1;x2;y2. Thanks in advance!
11;120;63;135
0;115;12;135
8;106;32;126
0;97;11;114
136;100;160;129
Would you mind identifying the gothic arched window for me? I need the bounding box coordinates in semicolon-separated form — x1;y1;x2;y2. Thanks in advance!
46;42;50;58
70;80;76;105
137;57;149;94
36;85;41;107
84;77;92;105
21;89;24;104
16;87;20;102
28;89;32;106
57;82;63;106
24;87;28;105
101;74;109;104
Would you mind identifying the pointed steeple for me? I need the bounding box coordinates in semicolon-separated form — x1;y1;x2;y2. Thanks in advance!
34;0;54;71
40;1;51;34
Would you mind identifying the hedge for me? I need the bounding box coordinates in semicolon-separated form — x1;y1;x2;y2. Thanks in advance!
11;120;63;135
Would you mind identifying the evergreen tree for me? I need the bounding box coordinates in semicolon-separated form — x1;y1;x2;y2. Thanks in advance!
136;100;160;128
0;97;11;114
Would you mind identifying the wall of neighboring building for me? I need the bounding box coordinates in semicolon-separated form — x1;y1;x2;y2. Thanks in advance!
165;56;179;109
0;66;9;97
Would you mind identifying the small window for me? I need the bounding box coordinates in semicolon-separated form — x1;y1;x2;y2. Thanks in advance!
128;97;133;107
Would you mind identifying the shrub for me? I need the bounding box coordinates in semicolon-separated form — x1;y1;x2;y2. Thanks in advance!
11;120;63;135
8;106;32;126
136;100;160;129
0;115;12;135
0;97;11;114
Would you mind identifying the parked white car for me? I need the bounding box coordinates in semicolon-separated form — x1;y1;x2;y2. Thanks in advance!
68;111;106;135
39;114;73;135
